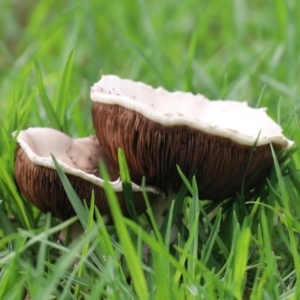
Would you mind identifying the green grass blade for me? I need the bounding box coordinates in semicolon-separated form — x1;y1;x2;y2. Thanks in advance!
231;222;251;299
0;159;32;229
99;160;148;299
124;218;195;283
56;49;75;132
74;192;95;298
124;39;165;86
34;60;62;130
51;154;88;229
201;209;222;265
159;165;192;237
142;177;164;245
184;31;197;93
117;148;139;222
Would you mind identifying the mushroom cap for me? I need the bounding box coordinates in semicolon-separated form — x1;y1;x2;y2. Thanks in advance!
91;75;293;199
14;127;161;220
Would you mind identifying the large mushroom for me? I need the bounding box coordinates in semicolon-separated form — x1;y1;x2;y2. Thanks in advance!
91;75;293;199
14;127;161;221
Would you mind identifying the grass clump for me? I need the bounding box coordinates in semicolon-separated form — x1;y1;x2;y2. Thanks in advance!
1;0;300;299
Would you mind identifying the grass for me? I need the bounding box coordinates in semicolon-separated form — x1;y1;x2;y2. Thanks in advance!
1;0;300;299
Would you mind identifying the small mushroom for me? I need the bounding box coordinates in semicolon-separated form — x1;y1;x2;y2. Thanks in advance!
14;127;161;221
91;75;293;199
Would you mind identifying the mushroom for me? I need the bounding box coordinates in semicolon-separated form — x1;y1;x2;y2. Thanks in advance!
91;75;293;200
14;127;161;222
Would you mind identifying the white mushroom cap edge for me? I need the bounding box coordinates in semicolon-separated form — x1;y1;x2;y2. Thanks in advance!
91;75;293;148
14;128;160;194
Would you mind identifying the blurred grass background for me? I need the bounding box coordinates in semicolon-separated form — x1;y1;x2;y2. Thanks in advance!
1;0;299;118
1;0;300;299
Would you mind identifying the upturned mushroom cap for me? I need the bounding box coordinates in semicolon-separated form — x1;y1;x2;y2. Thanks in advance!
14;127;161;220
91;75;293;199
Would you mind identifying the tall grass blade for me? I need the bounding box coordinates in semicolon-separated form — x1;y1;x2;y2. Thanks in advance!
51;154;88;228
34;61;62;130
118;148;139;222
56;49;75;132
99;160;148;299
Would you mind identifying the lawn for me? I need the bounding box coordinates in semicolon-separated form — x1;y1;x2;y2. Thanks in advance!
1;0;300;299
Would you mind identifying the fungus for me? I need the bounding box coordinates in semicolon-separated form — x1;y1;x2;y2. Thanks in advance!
14;127;161;221
91;75;293;199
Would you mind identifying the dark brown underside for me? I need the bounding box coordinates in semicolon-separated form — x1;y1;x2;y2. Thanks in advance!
92;103;281;199
14;147;154;221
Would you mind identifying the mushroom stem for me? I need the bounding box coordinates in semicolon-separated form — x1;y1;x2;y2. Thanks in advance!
56;197;179;262
143;193;179;261
57;220;84;244
151;193;179;241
